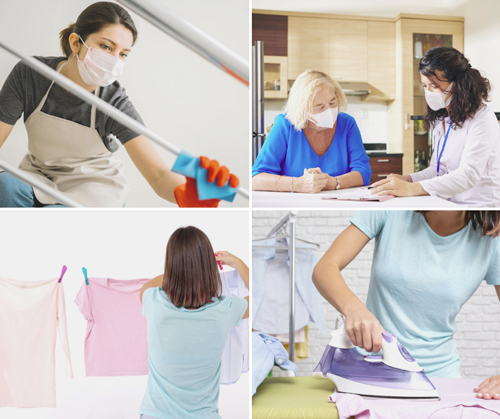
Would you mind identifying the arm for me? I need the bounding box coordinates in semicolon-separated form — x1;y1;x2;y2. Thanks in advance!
215;251;249;320
312;224;384;352
0;121;14;149
252;171;327;193
124;135;185;204
417;114;498;199
140;274;163;303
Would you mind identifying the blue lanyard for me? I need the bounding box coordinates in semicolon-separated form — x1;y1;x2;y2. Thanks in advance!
436;120;452;176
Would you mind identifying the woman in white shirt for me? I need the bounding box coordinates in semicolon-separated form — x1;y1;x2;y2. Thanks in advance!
371;47;500;207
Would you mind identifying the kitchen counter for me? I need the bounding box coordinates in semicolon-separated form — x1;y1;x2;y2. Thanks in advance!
252;188;461;208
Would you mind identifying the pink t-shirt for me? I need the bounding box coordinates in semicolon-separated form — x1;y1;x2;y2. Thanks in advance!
0;275;73;408
75;277;149;376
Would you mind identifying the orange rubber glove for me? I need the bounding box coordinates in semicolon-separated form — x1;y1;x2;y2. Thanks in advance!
174;156;240;208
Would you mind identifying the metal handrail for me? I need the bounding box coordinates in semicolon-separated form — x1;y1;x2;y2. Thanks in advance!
118;0;248;85
0;42;249;205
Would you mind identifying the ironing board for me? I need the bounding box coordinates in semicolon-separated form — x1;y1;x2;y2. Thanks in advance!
252;377;351;419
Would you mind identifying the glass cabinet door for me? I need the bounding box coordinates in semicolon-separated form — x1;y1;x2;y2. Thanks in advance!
412;33;453;172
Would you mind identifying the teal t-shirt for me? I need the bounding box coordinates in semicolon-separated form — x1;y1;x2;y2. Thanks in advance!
139;288;247;419
350;211;500;378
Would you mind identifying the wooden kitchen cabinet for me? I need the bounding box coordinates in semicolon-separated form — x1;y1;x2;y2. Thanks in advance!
263;56;288;99
367;21;395;100
252;13;288;56
329;19;368;82
369;154;403;184
288;16;329;79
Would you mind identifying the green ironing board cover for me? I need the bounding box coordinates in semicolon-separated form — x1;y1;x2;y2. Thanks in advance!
252;376;340;419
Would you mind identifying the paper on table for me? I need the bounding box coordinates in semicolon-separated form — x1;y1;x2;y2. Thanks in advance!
322;187;395;202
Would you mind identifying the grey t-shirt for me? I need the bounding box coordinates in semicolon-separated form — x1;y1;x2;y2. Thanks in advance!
0;56;144;152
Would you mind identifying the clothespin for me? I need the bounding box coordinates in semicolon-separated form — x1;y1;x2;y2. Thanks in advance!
215;253;223;270
82;267;89;285
58;265;67;283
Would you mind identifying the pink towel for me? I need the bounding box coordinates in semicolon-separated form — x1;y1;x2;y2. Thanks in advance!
330;377;500;419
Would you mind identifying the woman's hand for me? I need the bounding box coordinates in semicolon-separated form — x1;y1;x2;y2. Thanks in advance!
296;168;328;193
344;305;385;353
370;176;427;197
174;156;240;208
215;250;242;269
474;376;500;400
387;173;413;182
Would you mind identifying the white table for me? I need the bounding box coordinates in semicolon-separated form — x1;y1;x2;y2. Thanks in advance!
252;188;462;208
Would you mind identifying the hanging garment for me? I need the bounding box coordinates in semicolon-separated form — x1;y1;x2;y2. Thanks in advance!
252;238;327;335
16;61;128;207
220;269;249;385
0;272;73;408
273;325;310;361
252;332;298;396
75;277;149;376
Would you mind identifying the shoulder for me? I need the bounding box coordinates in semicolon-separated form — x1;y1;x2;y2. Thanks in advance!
470;105;497;127
10;56;64;77
101;80;129;104
337;112;358;132
143;286;160;304
276;113;294;131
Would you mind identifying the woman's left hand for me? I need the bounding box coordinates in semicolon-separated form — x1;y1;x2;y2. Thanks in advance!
215;251;242;269
370;176;425;197
474;376;500;400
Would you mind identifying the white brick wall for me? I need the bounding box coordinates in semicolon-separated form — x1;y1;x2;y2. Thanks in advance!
252;210;500;379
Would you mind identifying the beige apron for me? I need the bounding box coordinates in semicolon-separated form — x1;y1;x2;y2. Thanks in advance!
17;61;128;207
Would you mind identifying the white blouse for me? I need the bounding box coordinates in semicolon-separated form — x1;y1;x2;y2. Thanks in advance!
411;105;500;207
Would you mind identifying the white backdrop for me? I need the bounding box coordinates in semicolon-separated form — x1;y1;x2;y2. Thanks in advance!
0;0;249;207
0;209;250;419
253;210;500;380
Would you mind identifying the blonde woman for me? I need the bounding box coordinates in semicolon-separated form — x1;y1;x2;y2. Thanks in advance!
252;70;371;193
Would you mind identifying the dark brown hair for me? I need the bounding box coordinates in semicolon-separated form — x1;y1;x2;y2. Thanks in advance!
417;211;500;237
59;2;138;58
419;47;491;129
162;226;222;309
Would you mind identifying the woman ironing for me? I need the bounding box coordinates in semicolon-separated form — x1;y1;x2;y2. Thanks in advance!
313;210;500;400
0;2;237;208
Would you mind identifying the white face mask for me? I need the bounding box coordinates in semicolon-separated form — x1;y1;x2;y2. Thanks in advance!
308;107;338;129
76;36;125;87
424;82;454;111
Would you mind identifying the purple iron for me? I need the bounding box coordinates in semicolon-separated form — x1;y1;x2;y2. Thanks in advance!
313;325;440;400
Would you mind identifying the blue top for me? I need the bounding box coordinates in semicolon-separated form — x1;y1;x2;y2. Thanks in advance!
139;288;248;419
252;113;372;185
350;211;500;378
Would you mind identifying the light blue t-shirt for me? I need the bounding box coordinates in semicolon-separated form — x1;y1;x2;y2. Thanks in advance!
350;211;500;378
139;288;248;419
252;113;372;185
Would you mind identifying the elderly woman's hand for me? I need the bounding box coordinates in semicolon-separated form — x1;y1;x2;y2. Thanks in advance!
296;168;328;193
474;376;500;400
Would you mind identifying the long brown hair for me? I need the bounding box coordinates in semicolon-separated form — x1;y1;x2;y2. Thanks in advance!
59;2;138;58
417;211;500;237
419;47;491;129
162;226;222;309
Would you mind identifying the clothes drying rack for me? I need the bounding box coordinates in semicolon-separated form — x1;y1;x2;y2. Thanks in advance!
0;0;249;207
253;211;319;362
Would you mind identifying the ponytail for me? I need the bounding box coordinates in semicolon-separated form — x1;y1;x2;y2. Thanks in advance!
59;23;76;58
